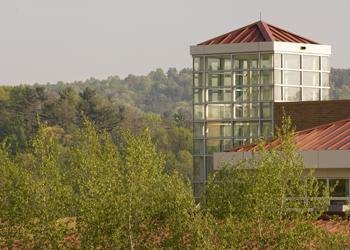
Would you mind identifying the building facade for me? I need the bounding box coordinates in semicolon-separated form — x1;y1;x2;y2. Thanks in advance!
213;118;350;210
190;21;331;197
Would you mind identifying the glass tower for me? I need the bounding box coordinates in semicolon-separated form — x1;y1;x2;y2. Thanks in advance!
190;21;332;198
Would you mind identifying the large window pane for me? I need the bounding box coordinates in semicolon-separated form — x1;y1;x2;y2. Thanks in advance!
235;103;259;119
303;55;320;70
207;122;232;138
274;54;282;68
261;121;273;138
285;87;301;101
194;73;203;87
322;57;330;71
234;122;259;138
261;54;273;68
261;87;273;101
207;57;231;71
207;74;231;87
322;88;331;100
322;73;330;87
261;70;273;85
274;86;282;100
330;179;349;197
303;88;319;101
206;156;214;173
194;123;205;138
234;138;251;148
193;156;205;181
261;103;272;118
194;57;204;71
194;89;204;103
234;54;259;69
284;71;301;85
235;87;259;102
235;71;259;86
207;104;231;119
207;139;232;154
208;89;231;102
274;70;282;85
303;72;320;86
194;105;204;120
284;54;300;69
193;139;205;155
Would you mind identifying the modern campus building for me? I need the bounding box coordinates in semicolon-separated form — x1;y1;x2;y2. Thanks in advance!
214;118;350;209
190;20;332;197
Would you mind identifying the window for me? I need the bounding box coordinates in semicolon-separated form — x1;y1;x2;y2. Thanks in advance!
235;71;259;86
207;104;231;119
274;54;282;68
322;88;331;100
235;87;259;102
194;105;204;120
193;156;205;181
234;122;259;138
206;122;232;138
234;138;251;148
275;86;282;100
322;73;330;87
329;179;349;197
193;123;205;138
261;103;272;118
274;70;282;85
284;71;301;85
261;70;273;84
303;72;319;86
207;139;232;154
284;54;300;69
303;55;319;70
206;156;214;173
194;73;203;87
234;54;259;69
193;139;205;155
303;88;319;101
261;54;273;68
207;57;231;71
194;89;204;103
207;89;231;102
261;121;272;137
261;87;273;101
285;87;301;101
207;74;231;87
194;57;203;71
235;103;259;119
322;57;330;71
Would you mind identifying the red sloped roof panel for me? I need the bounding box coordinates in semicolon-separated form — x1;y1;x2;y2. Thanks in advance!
230;119;350;152
198;21;319;45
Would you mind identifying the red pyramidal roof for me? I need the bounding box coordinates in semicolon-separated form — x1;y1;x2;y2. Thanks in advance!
231;118;350;152
199;21;319;45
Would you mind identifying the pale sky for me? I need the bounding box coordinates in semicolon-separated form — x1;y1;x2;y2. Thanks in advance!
0;0;349;85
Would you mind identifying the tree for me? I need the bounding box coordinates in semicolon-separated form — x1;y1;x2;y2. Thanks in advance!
206;115;332;248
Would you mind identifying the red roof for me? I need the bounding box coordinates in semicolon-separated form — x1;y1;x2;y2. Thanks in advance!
199;21;319;45
231;118;350;152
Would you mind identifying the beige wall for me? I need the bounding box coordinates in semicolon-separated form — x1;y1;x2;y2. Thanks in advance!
213;150;350;178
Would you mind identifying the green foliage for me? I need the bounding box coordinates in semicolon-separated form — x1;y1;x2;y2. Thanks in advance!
0;121;199;248
205;115;336;248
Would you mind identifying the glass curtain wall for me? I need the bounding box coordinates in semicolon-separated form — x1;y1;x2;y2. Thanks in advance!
274;54;331;101
193;53;274;197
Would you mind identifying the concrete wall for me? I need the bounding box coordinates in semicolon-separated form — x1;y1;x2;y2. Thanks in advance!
214;150;350;172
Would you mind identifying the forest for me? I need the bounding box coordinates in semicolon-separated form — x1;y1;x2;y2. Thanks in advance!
0;67;350;248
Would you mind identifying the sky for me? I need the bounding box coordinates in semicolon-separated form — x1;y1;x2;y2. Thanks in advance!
0;0;349;85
